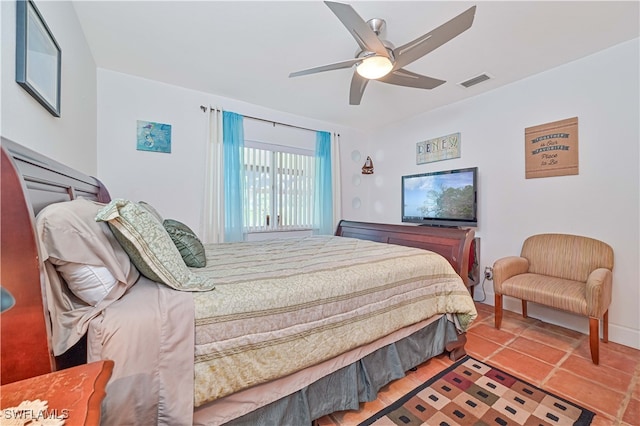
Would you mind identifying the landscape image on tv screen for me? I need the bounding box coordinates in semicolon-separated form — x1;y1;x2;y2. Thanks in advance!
404;171;475;220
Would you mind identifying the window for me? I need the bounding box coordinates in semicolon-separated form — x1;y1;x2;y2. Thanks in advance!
243;143;315;232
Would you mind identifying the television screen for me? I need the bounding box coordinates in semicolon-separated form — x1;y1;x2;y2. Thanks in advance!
402;167;477;228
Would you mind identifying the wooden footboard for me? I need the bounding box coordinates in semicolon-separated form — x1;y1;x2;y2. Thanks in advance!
335;220;473;362
335;220;475;287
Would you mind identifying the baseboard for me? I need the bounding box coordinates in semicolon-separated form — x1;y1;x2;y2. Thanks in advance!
477;291;640;351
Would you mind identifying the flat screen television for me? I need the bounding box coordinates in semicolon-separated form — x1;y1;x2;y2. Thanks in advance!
401;166;477;228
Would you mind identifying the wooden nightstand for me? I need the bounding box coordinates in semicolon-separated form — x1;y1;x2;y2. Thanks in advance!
0;360;113;425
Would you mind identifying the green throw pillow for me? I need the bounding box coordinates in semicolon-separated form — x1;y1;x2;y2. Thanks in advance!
163;219;206;268
95;199;214;292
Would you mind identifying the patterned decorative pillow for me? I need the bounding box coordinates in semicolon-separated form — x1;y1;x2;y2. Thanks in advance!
95;199;214;291
138;201;164;223
163;219;206;268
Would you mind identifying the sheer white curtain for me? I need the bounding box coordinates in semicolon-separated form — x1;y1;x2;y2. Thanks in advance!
202;107;224;243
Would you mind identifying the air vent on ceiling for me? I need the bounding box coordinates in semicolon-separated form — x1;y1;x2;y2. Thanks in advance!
459;73;492;88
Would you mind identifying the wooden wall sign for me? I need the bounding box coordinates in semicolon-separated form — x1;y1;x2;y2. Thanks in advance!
417;132;461;164
525;117;578;179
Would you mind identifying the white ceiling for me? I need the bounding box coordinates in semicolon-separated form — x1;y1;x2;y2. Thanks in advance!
72;1;639;131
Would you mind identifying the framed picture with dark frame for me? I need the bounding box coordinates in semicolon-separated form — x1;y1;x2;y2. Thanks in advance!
15;0;62;117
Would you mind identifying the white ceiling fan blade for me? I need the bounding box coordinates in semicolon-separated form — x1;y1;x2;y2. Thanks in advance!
393;5;476;69
324;1;390;58
379;68;446;89
289;58;362;78
349;72;369;105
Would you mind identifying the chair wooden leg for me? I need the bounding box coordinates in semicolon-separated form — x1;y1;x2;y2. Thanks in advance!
603;310;609;343
522;300;528;318
495;295;503;329
589;317;600;365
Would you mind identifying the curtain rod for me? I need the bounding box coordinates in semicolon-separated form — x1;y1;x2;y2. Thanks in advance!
200;105;340;137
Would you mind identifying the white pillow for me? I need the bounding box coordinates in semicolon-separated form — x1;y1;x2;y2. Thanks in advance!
53;261;118;306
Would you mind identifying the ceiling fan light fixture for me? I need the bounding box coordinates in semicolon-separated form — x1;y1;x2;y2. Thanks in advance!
356;55;393;80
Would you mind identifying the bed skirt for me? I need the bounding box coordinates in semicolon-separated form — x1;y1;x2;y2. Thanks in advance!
193;315;458;426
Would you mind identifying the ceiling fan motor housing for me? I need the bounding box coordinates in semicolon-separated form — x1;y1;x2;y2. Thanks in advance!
367;18;386;36
355;18;396;60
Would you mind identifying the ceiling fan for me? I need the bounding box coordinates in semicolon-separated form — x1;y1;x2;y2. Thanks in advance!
289;2;477;105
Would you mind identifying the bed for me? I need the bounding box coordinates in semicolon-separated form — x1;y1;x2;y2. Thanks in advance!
0;137;477;425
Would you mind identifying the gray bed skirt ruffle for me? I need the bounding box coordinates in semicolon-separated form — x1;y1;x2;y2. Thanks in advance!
223;315;458;425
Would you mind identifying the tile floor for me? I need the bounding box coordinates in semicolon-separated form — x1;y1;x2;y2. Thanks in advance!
317;302;640;425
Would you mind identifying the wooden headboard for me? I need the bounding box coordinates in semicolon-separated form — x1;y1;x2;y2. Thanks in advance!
335;220;475;286
0;137;110;384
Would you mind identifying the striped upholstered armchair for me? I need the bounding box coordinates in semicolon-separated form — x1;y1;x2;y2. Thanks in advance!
493;234;614;365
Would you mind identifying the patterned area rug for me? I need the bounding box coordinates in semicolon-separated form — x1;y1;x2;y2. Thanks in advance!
358;356;594;426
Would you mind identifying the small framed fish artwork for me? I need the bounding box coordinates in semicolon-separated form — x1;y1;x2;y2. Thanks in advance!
137;120;172;153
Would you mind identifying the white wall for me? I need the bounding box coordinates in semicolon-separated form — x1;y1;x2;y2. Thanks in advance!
96;69;369;237
365;39;640;349
1;0;97;175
